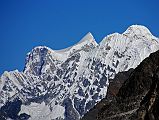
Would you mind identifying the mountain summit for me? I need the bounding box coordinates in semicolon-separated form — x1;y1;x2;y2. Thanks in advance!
123;25;153;37
0;25;159;120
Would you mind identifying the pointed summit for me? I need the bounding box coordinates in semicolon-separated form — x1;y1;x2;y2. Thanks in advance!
55;32;98;53
77;32;98;46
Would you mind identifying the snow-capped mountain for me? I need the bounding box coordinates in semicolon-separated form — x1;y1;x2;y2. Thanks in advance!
0;25;159;120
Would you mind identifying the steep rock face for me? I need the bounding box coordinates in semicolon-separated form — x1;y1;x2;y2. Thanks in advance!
137;69;159;120
106;68;134;100
82;50;159;120
0;25;159;120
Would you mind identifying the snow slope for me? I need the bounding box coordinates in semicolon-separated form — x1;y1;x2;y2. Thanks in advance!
0;25;159;120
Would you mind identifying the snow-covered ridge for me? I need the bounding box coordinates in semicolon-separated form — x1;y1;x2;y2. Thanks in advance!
23;32;98;75
27;32;97;54
0;25;159;120
25;25;158;65
25;25;158;59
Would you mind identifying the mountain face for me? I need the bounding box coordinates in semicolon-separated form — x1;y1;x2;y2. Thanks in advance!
82;49;159;120
0;25;159;120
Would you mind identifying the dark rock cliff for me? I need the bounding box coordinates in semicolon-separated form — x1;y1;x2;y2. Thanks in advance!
82;50;159;120
107;68;134;100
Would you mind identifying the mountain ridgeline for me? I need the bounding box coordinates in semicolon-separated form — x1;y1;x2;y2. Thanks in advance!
0;25;159;120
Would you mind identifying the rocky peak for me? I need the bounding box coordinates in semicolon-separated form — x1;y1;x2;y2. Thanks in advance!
24;46;54;75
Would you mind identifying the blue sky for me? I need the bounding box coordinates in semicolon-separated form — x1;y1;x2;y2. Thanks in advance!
0;0;159;74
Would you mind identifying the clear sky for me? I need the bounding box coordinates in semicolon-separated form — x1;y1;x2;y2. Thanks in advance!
0;0;159;75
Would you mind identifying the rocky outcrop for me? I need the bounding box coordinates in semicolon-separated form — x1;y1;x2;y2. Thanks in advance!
137;68;159;120
82;50;159;120
106;68;134;100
